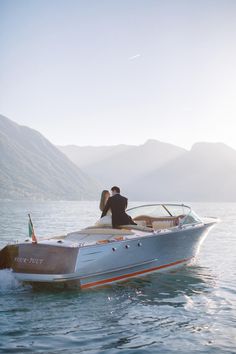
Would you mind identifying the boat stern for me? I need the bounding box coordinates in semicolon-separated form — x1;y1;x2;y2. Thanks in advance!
0;242;79;283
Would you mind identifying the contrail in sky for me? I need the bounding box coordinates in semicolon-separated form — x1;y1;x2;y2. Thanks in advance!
128;54;141;60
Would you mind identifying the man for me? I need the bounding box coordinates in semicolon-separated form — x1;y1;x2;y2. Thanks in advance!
101;186;136;228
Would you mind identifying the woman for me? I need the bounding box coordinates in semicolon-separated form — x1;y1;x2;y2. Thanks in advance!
96;190;112;226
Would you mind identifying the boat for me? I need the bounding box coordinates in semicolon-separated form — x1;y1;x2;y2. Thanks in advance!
0;203;217;289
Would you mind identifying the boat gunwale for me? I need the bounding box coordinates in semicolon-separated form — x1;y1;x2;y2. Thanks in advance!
5;218;216;251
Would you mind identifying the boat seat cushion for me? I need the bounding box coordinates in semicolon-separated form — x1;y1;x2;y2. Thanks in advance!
134;215;179;228
152;220;176;230
66;228;134;244
135;220;147;227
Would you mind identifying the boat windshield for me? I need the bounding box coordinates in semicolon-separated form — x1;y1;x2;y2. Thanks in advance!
127;204;202;225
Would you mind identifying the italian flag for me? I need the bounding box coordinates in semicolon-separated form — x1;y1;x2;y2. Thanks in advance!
28;214;38;243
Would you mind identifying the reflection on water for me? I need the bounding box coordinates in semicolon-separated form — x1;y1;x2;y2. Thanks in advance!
0;263;220;353
0;201;235;354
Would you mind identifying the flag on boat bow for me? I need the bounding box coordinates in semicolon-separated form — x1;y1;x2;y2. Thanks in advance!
28;214;38;244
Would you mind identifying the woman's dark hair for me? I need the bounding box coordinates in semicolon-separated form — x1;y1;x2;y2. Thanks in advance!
111;186;120;193
99;190;110;211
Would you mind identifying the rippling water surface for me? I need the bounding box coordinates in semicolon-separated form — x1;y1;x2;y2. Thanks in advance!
0;201;235;353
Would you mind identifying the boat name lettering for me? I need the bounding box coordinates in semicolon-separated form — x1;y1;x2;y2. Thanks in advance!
14;257;44;265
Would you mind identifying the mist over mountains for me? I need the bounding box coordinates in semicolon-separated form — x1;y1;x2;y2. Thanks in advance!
58;140;186;189
129;142;236;201
59;140;236;202
0;115;99;200
1;114;236;201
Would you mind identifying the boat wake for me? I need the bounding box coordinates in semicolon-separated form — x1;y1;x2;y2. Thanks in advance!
0;269;21;292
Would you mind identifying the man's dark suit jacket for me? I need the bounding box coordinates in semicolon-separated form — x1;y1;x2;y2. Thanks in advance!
101;193;135;228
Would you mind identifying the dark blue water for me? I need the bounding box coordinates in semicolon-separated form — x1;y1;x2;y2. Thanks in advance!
0;201;235;353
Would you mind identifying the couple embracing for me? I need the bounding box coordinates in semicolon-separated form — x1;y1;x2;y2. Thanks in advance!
97;186;136;228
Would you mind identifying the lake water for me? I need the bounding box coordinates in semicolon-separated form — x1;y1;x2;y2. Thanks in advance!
0;201;235;354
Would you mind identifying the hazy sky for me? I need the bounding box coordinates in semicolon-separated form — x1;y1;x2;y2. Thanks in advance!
1;0;236;148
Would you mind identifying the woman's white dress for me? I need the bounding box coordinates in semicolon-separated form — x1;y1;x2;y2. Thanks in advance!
95;210;112;226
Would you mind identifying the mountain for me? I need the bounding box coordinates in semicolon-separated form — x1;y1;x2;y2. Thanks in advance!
0;115;99;200
128;142;236;201
4;113;234;202
59;140;236;201
58;144;133;169
58;140;186;191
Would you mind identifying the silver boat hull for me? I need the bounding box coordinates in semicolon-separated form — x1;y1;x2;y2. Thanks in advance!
9;221;215;289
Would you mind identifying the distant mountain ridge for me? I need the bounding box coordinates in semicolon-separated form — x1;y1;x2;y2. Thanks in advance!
0;115;99;200
58;140;186;189
2;113;236;201
127;141;236;201
59;140;236;201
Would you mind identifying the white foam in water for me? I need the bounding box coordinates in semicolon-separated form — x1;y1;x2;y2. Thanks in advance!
0;269;21;292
